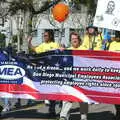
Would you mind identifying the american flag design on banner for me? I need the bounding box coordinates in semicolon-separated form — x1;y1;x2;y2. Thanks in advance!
0;49;120;104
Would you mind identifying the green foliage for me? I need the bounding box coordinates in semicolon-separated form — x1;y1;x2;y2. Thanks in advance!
12;35;17;43
0;32;6;48
8;0;61;15
9;0;34;15
86;0;96;14
0;32;6;41
72;0;87;4
12;34;23;45
71;0;97;14
8;0;97;16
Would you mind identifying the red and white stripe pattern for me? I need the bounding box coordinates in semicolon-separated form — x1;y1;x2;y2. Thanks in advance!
0;50;120;104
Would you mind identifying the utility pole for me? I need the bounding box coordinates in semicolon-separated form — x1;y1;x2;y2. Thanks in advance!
16;11;21;53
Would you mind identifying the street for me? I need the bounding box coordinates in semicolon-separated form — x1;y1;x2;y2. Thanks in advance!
0;99;116;120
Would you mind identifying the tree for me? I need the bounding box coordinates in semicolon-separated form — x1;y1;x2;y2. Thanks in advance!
1;0;59;52
8;0;61;33
7;0;96;33
2;0;97;52
0;32;6;48
71;0;97;15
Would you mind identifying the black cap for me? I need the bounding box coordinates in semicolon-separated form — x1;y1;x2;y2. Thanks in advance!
86;26;98;32
115;31;120;38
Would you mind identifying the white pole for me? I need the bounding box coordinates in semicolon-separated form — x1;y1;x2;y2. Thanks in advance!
17;14;20;53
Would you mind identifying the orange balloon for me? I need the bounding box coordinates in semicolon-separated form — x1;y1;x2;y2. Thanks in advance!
52;3;69;22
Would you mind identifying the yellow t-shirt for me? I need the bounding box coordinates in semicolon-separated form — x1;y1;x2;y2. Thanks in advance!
34;42;59;53
108;41;120;52
68;46;88;50
82;34;103;50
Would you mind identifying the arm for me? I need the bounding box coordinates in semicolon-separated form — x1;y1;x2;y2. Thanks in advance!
94;34;103;50
81;35;90;50
27;36;43;53
27;36;36;52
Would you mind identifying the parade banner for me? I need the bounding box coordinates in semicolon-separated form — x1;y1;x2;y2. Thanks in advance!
0;49;120;104
94;0;120;31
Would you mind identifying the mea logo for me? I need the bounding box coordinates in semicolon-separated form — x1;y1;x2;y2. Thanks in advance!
0;65;25;80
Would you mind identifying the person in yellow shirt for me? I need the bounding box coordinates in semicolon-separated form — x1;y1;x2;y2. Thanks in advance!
82;26;103;50
28;29;59;117
67;32;87;50
107;31;120;120
107;35;120;52
29;29;59;53
59;32;88;120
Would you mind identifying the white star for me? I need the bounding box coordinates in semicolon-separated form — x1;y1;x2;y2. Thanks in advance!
63;57;68;62
3;50;8;55
55;62;60;67
47;55;52;60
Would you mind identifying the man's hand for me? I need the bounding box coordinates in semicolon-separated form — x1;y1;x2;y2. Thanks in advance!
27;36;32;46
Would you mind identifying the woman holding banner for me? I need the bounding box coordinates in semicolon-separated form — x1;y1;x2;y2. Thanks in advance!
60;26;103;120
29;29;59;53
28;29;60;117
59;32;88;120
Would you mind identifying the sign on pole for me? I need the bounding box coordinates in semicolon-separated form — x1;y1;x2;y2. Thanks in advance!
94;0;120;31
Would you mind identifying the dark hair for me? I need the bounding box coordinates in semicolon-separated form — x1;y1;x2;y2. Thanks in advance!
115;31;120;38
86;26;98;35
44;29;55;42
70;32;81;43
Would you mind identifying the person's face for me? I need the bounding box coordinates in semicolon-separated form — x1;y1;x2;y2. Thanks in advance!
44;32;50;42
71;34;80;48
115;37;120;42
88;28;95;35
107;1;115;11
